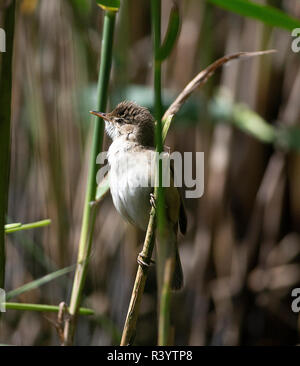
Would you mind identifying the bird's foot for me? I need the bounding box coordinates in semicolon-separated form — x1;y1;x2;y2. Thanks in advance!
150;193;156;209
137;252;155;269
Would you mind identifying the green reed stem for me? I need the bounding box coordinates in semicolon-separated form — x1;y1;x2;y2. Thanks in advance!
63;9;116;345
151;0;172;346
5;219;51;234
4;302;94;315
151;0;165;230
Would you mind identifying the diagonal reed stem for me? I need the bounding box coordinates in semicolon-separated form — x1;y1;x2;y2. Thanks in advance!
120;209;156;346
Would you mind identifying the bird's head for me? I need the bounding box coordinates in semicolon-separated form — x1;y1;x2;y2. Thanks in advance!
90;101;155;147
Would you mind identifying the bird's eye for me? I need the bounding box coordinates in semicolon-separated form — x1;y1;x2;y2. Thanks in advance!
115;118;124;124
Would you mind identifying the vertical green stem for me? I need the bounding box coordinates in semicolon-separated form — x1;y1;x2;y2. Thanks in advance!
151;0;164;228
151;0;171;346
0;0;16;289
63;10;116;345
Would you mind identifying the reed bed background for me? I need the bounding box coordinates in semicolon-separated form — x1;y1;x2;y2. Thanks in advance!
1;0;300;345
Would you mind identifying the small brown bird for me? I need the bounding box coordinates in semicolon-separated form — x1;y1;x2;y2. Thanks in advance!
90;101;187;289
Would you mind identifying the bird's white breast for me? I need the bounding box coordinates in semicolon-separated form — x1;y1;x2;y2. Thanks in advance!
108;137;154;231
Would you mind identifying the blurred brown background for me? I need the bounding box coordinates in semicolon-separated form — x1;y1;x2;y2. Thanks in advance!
1;0;300;345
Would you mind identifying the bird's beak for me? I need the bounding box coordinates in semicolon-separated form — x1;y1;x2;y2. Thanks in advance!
90;111;111;122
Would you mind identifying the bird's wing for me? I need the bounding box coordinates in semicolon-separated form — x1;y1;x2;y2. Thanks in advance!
169;158;187;235
148;150;187;234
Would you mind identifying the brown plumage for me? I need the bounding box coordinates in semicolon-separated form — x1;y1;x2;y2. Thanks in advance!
109;101;155;147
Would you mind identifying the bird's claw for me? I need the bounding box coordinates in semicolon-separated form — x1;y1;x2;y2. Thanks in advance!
150;193;156;209
137;252;155;269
